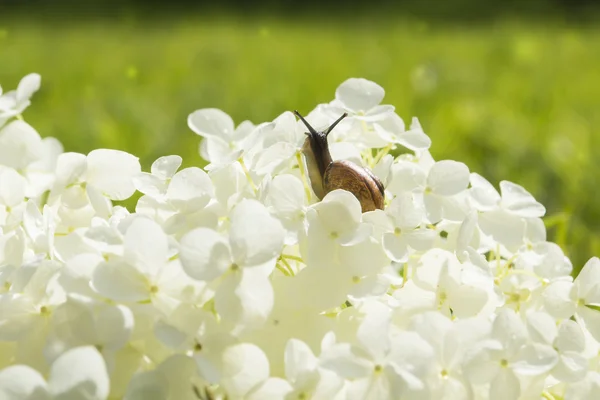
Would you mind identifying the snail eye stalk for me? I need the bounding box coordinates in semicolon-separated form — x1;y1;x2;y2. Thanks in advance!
324;113;348;136
293;110;318;136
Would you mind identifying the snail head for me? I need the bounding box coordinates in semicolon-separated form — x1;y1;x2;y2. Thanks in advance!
294;110;348;160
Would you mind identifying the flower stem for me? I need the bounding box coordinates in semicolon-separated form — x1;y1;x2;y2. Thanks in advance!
296;151;312;203
238;157;257;194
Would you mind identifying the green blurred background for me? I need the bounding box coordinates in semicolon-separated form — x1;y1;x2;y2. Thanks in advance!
1;1;600;273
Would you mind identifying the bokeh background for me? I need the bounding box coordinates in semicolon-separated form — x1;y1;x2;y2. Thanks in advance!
1;0;599;273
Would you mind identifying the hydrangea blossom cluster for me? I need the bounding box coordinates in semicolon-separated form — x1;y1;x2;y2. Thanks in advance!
0;74;599;400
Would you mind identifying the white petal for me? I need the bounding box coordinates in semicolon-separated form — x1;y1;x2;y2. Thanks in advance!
16;73;41;105
335;78;385;112
203;137;241;165
576;306;600;342
320;343;372;379
489;368;520;400
229;199;284;267
124;370;169;400
499;181;545;217
427;160;470;196
512;343;558;376
492;309;527;352
447;282;488;318
179;228;232;281
254;142;296;176
246;378;293;400
339;237;390;276
456;211;478;258
526;311;557;345
96;304;135;351
0;365;49;400
576;257;600;303
356;301;391;361
54;152;87;187
133;172;166;197
86;149;141;200
48;346;109;400
124;217;168;275
386;161;427;195
387;193;424;229
91;260;149;302
469;173;501;210
313;189;362;236
266;174;306;216
166;167;214;212
478;208;525;251
410;311;453;355
556;320;586;353
87;185;113;219
0;120;44;170
542;280;576;319
382;233;409;263
396;124;431;151
553;351;588;383
0;167;25;207
284;339;317;384
188;108;235;138
220;343;270;398
215;268;274;329
151;155;182;180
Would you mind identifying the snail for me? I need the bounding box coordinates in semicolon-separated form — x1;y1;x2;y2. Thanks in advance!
294;110;385;213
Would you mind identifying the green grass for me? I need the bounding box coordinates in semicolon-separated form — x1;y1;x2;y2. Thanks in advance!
1;16;599;272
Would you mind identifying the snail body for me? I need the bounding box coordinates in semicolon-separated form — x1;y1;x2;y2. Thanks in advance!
294;110;385;213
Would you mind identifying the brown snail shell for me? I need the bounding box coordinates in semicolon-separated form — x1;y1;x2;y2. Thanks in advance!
294;110;385;213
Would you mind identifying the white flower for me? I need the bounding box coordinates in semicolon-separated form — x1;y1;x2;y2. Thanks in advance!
91;217;199;315
304;189;372;266
470;173;545;251
526;312;588;382
387;159;470;224
0;73;41;127
463;309;558;400
0;72;597;400
180;199;285;329
320;301;434;399
188;108;254;167
0;346;109;400
543;257;600;341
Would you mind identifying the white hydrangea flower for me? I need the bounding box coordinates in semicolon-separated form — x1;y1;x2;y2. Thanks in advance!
0;346;109;400
0;73;598;400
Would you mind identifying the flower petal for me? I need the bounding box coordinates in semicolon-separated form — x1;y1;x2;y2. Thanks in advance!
0;365;48;400
335;78;385;112
220;343;270;398
499;181;545;218
0;120;44;170
86;149;141;200
166;167;214;212
16;73;41;105
123;217;168;276
427;160;470;196
188;108;235;138
229;199;285;267
151;155;182;180
179;228;232;281
215;268;274;329
48;346;109;399
91;260;149;302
